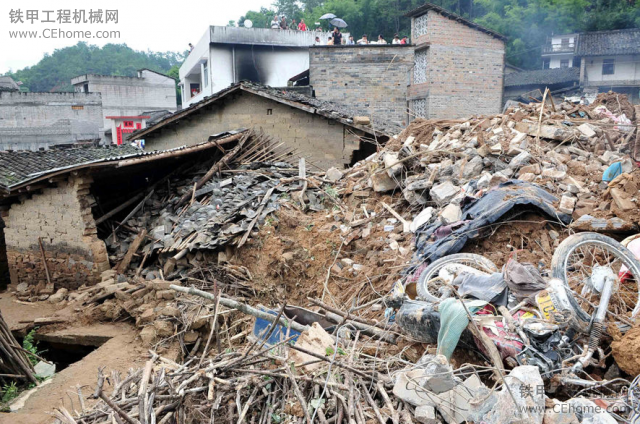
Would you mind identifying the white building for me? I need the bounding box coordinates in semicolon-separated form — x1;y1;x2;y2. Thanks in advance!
72;69;178;144
540;28;640;103
180;26;327;107
541;34;579;69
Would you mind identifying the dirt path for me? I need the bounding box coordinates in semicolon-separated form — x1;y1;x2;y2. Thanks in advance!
0;291;146;424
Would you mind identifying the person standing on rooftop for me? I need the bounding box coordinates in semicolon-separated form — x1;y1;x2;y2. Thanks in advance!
357;34;368;44
392;34;401;44
280;17;288;30
377;34;387;44
298;19;307;31
271;16;280;29
332;27;343;45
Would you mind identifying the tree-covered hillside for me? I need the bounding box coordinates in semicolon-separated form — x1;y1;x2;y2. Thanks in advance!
238;0;640;69
5;42;185;92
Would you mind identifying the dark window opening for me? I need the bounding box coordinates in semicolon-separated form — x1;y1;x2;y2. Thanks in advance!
83;83;89;93
602;59;615;75
560;60;569;69
267;109;273;115
573;57;581;68
542;58;550;69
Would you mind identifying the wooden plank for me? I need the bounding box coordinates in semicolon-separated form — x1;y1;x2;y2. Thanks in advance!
116;230;147;273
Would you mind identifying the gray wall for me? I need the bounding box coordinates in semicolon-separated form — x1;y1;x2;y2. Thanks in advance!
72;71;177;143
0;92;103;151
309;46;414;126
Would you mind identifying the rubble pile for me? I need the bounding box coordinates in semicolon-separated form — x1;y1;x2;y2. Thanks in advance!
40;93;640;424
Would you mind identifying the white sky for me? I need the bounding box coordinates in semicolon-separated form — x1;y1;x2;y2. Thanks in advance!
0;0;271;73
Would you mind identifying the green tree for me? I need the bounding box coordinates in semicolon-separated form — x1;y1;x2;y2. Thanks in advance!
239;7;274;28
167;65;182;107
5;42;184;92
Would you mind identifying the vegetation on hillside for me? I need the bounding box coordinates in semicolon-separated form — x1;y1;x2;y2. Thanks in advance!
5;42;185;93
238;0;640;69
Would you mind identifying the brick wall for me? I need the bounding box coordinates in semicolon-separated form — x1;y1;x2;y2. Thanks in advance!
144;91;363;169
409;10;505;119
2;176;109;289
309;46;413;126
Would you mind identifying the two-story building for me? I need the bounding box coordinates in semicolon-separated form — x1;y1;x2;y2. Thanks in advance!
72;69;178;144
541;28;640;103
180;26;333;108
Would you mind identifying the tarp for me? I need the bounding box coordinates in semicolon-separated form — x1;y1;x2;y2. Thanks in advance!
414;181;572;266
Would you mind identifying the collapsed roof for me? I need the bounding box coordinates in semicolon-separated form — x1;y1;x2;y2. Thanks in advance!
0;130;248;195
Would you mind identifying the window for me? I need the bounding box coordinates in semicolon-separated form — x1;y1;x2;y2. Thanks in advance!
573;57;581;68
542;58;550;69
83;83;89;93
266;109;273;115
560;60;569;69
602;59;615;75
561;38;570;48
414;49;428;84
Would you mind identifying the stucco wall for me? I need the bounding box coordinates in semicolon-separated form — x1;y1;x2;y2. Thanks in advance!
2;175;109;289
0;92;103;151
583;55;640;86
143;91;361;169
75;73;177;130
184;44;310;107
409;10;505;119
309;46;413;126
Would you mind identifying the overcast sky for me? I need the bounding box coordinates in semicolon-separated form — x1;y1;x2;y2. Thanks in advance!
1;0;271;73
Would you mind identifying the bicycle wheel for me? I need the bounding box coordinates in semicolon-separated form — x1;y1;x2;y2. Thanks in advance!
551;232;640;324
416;253;498;302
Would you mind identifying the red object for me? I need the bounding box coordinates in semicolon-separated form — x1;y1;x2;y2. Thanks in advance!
298;22;307;31
105;115;150;119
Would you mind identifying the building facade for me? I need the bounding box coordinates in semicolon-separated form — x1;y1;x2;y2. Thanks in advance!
0;91;103;151
180;26;328;107
309;45;414;126
131;82;398;169
72;69;177;143
405;3;506;120
541;28;640;103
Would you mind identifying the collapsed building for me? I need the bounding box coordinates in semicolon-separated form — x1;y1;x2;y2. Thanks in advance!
0;131;248;290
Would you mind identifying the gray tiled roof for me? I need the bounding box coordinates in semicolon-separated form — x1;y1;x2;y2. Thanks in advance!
504;67;580;87
576;28;640;56
131;81;404;140
0;145;142;190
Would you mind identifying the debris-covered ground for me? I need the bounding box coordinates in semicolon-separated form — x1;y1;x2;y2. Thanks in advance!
3;92;640;424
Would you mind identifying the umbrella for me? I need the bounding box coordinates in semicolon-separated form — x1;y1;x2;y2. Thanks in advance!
330;18;348;28
319;13;337;20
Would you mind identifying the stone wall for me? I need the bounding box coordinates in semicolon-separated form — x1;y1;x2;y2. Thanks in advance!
409;10;505;119
2;176;109;289
143;91;363;169
0;92;103;151
309;46;413;126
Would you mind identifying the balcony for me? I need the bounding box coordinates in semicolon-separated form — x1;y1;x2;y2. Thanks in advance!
542;43;576;54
